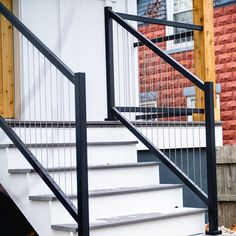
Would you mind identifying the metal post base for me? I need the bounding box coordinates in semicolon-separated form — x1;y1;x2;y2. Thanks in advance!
105;117;117;121
206;230;222;235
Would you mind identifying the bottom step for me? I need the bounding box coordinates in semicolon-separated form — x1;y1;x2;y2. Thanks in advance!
52;208;206;236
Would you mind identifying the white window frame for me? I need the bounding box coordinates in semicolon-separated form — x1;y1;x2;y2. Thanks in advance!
186;94;220;121
166;0;194;50
140;100;157;107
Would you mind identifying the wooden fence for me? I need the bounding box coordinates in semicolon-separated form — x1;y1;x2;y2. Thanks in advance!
217;146;236;227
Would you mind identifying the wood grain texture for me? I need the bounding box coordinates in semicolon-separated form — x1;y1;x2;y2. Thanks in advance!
0;0;14;118
217;146;236;227
218;202;236;228
193;0;220;121
217;163;236;197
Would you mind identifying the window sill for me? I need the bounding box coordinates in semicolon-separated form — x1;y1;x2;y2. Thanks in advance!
165;45;194;55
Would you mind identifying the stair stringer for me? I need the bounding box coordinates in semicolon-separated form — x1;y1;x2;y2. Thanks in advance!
0;148;59;236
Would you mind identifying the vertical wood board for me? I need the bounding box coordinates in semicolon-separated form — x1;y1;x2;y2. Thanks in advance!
0;0;14;118
193;0;220;121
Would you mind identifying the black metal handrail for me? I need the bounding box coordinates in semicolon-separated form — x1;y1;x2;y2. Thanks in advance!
0;3;75;83
110;9;205;90
112;107;208;204
0;116;78;219
116;107;205;120
0;3;89;236
116;106;205;113
116;12;203;31
105;6;221;235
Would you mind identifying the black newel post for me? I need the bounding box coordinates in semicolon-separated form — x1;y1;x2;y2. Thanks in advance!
75;72;90;236
204;81;222;235
105;7;115;120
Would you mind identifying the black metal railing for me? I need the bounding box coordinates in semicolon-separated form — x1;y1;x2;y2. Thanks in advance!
0;3;89;236
105;6;221;235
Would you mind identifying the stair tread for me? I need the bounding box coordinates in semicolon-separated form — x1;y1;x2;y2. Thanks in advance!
9;162;160;174
0;140;138;149
51;207;207;232
29;184;183;201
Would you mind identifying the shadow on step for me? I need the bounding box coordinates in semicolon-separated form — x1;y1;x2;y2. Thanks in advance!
0;184;38;236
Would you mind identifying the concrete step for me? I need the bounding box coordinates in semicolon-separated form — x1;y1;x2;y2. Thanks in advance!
4;141;138;169
51;208;206;236
29;184;184;223
9;162;160;195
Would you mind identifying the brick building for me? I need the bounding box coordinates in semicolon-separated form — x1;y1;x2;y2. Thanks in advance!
137;0;236;144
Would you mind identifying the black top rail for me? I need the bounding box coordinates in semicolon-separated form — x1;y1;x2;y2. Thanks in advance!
109;9;205;91
116;12;203;31
0;3;75;84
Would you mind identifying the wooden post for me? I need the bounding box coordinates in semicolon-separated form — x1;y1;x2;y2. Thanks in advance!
193;0;220;121
0;0;14;118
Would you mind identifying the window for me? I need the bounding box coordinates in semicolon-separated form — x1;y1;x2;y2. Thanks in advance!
184;85;221;121
214;0;236;6
166;0;193;49
139;92;157;107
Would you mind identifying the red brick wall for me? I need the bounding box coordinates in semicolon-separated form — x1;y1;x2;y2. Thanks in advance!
138;3;236;142
214;4;236;145
138;24;193;120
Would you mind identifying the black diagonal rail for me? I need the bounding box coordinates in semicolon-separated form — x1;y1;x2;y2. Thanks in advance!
0;116;78;220
0;3;75;84
112;108;208;204
105;7;205;120
105;6;221;235
108;8;205;91
0;3;90;236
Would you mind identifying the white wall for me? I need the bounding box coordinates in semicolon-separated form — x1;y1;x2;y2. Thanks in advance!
13;0;137;121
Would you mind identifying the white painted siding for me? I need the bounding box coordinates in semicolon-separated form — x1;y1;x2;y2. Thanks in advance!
13;0;137;121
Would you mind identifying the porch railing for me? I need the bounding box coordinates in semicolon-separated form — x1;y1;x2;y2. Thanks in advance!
105;6;222;235
0;3;89;236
